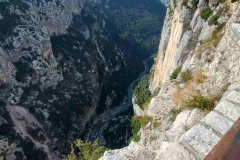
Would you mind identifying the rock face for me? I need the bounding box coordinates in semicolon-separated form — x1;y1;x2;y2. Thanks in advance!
150;2;198;92
100;1;240;160
0;0;166;159
100;142;156;160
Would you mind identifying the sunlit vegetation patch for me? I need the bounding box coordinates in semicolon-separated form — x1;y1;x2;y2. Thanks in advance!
173;86;214;111
181;70;193;83
208;6;229;26
192;0;199;9
201;7;213;21
133;74;152;110
64;139;109;160
173;69;215;111
170;66;182;80
186;94;214;111
128;116;152;143
193;70;207;84
197;22;226;58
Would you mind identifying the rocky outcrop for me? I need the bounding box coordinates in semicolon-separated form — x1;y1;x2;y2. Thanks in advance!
150;2;198;92
100;142;156;160
100;0;240;160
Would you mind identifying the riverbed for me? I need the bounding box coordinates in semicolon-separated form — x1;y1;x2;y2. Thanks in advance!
87;58;151;148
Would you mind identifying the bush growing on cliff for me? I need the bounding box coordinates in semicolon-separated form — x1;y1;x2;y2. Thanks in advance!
201;7;213;21
64;139;109;160
134;74;152;110
185;94;214;111
208;6;228;26
192;0;199;9
181;70;192;83
170;66;182;80
173;0;177;8
198;22;225;54
202;22;225;47
129;116;152;143
208;12;221;26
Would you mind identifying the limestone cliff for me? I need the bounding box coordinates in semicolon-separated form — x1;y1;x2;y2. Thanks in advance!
100;0;240;160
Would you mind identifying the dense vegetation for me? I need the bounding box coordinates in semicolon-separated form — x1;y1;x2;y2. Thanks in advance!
201;7;213;21
192;0;199;9
133;74;152;110
170;66;182;80
185;94;214;111
128;116;152;142
104;0;166;53
64;139;109;160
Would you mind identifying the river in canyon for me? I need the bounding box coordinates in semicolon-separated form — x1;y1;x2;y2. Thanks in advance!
87;58;151;149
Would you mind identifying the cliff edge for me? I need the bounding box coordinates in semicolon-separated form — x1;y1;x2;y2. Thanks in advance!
100;0;240;159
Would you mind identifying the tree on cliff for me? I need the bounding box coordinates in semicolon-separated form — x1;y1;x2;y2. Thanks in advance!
64;139;109;160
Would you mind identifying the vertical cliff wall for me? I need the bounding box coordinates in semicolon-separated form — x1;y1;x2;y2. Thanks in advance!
150;0;238;92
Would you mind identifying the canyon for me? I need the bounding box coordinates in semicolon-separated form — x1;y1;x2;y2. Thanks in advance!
0;0;166;159
1;0;240;159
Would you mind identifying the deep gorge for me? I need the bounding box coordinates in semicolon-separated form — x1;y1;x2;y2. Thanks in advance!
0;0;166;159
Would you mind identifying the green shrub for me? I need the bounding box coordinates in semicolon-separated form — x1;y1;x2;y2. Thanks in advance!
186;94;214;111
131;134;140;142
64;139;109;160
199;22;225;52
208;7;227;25
129;116;152;143
169;109;182;122
170;66;182;80
181;70;192;83
208;13;221;26
201;7;213;21
173;0;177;8
134;74;152;110
213;22;226;36
192;0;199;9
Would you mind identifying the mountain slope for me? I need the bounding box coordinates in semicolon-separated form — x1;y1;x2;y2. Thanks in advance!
0;0;166;159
